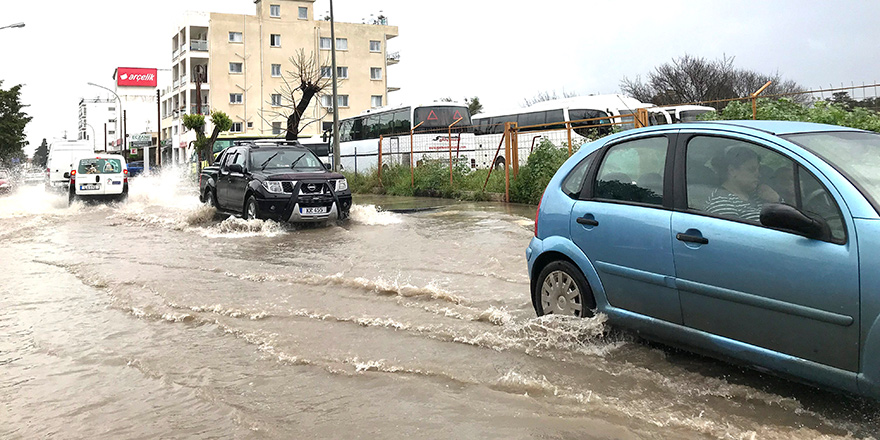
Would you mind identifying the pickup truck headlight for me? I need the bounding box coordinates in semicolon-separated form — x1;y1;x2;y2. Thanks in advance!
335;178;348;192
262;181;285;194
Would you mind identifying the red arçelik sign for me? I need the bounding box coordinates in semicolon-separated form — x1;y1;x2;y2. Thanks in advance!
116;67;158;87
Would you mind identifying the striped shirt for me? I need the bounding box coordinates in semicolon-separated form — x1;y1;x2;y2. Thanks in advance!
704;188;764;222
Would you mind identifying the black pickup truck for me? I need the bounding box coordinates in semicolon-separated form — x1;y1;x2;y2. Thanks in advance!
199;140;351;222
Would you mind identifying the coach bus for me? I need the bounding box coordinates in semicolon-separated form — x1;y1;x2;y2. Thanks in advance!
335;101;477;172
472;94;669;168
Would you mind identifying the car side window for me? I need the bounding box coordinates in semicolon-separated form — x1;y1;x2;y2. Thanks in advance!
594;136;667;205
220;149;237;172
799;167;846;242
686;136;793;223
561;151;596;199
231;149;246;169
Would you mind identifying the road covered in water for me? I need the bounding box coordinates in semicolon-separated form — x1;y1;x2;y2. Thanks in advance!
1;170;878;439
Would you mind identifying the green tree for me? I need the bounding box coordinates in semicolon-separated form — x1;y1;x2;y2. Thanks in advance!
33;138;49;168
0;81;32;166
465;96;483;116
183;110;233;173
703;98;880;132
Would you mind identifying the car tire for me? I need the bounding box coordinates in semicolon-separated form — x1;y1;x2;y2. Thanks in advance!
204;188;217;208
68;187;76;205
244;195;260;220
535;260;596;318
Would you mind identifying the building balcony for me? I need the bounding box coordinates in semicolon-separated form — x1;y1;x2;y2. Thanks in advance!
387;86;400;93
386;51;400;65
190;39;208;51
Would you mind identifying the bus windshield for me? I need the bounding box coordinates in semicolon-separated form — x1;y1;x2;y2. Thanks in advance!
413;106;471;130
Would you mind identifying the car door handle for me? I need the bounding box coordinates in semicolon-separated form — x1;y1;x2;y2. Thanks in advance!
576;217;599;226
676;233;708;245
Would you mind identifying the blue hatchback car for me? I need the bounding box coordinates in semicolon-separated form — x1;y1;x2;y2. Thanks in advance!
527;121;880;399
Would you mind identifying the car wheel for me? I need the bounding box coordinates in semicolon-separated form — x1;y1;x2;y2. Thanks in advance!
535;260;596;318
244;195;259;220
204;188;217;208
68;188;76;205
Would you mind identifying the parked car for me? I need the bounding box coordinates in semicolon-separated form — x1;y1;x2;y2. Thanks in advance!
126;160;158;177
527;120;880;399
199;140;351;222
23;169;45;185
0;169;12;194
67;154;129;203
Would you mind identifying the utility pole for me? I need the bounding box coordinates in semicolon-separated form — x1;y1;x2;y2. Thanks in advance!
156;89;161;167
329;0;340;172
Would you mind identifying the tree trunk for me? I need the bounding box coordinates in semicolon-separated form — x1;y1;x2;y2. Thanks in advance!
285;85;319;141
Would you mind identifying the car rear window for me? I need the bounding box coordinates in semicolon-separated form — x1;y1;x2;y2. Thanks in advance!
78;158;122;174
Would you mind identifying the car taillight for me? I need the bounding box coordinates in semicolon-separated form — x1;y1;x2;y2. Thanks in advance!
534;189;545;237
70;170;76;182
123;169;128;183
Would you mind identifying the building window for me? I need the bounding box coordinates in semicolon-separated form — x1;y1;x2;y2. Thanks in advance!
229;62;243;73
371;67;382;80
109;130;116;135
108;106;116;111
271;64;281;77
230;122;243;132
371;95;383;108
321;95;332;108
272;121;283;135
247;122;254;128
270;34;281;47
335;38;347;50
320;37;331;50
270;4;281;17
321;95;349;109
298;6;307;19
230;93;243;104
229;32;242;43
271;94;282;106
338;95;349;107
336;66;348;79
369;40;381;52
321;66;331;78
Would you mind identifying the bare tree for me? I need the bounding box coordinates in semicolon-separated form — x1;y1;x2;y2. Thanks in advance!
620;54;807;109
521;89;579;107
263;49;340;140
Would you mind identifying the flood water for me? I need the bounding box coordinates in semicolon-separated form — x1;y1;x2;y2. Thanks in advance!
1;169;878;439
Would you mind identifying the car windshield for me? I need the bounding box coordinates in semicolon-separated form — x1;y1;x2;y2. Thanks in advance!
782;131;880;210
77;158;122;174
250;149;323;171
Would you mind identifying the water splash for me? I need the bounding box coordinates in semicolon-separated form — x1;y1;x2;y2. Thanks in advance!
350;204;402;225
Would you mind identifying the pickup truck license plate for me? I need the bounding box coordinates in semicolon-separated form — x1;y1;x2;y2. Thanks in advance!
301;206;327;215
80;184;100;190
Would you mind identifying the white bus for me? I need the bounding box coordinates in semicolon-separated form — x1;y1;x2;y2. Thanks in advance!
336;102;476;172
663;104;717;123
472;94;669;168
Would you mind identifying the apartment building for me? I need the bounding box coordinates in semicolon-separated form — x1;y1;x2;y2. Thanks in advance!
78;98;117;151
161;0;399;160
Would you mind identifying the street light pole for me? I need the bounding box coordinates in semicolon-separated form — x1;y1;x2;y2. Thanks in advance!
329;0;341;172
86;82;124;153
0;22;25;30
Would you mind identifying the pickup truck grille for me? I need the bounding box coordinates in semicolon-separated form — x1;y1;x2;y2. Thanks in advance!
279;181;331;195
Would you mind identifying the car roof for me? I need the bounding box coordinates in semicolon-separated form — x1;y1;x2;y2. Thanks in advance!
667;120;865;135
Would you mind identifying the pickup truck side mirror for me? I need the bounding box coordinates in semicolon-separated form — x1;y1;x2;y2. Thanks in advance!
323;163;331;170
228;164;244;174
760;203;830;241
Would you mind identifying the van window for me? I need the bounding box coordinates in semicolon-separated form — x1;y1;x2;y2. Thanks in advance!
78;158;122;174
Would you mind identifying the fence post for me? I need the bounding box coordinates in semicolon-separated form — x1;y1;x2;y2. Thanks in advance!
354;147;358;176
411;121;424;188
378;135;383;187
511;122;519;179
566;121;572;156
504;122;512;202
635;108;649;128
751;80;772;120
448;117;462;185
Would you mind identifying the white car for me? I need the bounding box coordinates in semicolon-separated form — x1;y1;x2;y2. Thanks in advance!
67;155;129;203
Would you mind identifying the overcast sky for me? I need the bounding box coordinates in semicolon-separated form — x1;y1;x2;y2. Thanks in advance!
2;0;880;155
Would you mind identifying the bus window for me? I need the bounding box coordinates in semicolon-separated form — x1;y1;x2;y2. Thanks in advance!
365;115;380;139
350;117;364;141
546;109;565;130
339;119;353;142
569;109;611;136
518;111;545;132
378;112;394;136
413;106;472;130
392;108;410;133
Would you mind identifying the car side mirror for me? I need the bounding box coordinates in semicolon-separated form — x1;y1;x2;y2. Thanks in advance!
323;163;331;170
63;172;70;179
322;130;330;143
228;164;244;174
760;203;830;241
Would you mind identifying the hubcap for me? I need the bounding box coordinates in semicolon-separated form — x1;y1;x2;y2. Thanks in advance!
541;270;582;316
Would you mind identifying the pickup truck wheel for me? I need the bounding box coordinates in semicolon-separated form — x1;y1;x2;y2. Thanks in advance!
244;196;260;220
203;188;217;208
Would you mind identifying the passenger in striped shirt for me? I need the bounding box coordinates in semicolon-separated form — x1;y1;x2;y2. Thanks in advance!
704;146;781;222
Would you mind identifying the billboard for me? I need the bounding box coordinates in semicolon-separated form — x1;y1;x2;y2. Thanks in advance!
116;67;157;87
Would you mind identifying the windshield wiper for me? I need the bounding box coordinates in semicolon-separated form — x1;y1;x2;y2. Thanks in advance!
289;153;307;169
260;152;280;171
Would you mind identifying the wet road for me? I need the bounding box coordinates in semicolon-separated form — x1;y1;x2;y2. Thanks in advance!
1;170;878;439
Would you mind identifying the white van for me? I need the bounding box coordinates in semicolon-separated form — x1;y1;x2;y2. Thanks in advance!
67;154;128;203
46;141;94;190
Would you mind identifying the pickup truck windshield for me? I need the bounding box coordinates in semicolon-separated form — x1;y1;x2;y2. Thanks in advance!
250;149;323;171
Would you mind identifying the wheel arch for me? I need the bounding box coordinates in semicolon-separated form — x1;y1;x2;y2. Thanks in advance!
530;236;608;313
